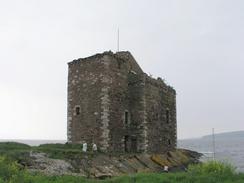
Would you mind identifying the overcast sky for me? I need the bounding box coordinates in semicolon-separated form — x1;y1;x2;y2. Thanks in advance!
0;0;243;140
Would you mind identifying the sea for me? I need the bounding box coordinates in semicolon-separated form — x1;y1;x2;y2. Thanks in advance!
178;138;244;172
0;139;66;146
0;138;243;172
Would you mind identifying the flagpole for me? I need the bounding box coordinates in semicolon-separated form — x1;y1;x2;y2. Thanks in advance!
117;28;120;52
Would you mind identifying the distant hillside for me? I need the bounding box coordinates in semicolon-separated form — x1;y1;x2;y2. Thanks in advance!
202;131;244;140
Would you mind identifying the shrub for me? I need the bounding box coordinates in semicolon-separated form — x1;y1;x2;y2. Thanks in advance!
0;156;23;182
188;161;236;176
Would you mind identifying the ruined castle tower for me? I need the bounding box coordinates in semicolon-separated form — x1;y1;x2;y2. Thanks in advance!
67;51;177;153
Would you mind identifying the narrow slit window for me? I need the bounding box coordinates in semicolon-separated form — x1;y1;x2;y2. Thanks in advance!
75;106;81;115
125;111;129;125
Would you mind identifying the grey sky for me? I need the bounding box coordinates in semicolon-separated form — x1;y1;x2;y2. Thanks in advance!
0;0;243;140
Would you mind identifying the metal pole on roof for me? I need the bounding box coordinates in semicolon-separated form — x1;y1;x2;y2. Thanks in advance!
117;28;120;52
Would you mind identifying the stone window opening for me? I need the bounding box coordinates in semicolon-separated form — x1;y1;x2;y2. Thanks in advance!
125;111;129;125
168;139;171;146
75;106;81;115
166;109;170;124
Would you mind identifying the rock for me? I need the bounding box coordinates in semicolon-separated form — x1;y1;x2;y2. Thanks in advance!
24;149;201;178
29;152;75;176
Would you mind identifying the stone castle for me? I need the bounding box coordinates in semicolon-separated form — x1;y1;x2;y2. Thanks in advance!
67;51;177;153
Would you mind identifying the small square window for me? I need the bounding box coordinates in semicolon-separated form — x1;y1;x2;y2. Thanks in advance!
75;106;81;115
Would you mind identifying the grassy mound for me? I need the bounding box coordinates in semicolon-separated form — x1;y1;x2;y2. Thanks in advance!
0;142;30;151
0;142;86;160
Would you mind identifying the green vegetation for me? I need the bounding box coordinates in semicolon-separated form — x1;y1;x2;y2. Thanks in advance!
0;142;244;183
0;142;30;151
0;157;243;183
35;143;85;160
0;142;86;161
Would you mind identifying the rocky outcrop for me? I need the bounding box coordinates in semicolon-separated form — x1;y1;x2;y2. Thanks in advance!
25;149;201;179
28;152;76;176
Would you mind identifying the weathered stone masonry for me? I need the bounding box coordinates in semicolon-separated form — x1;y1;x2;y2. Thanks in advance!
67;51;177;153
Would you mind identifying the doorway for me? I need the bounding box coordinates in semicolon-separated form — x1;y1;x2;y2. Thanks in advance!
131;137;137;153
124;135;129;152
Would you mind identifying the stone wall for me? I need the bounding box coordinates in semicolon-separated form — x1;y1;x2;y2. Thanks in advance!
128;72;147;152
144;76;177;153
67;51;177;153
103;52;146;152
103;54;130;152
67;53;112;151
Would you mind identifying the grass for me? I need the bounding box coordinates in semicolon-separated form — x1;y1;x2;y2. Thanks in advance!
0;142;30;151
0;142;244;183
0;142;86;160
0;158;244;183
